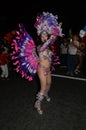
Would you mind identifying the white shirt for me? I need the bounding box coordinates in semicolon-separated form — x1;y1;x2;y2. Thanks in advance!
68;40;79;55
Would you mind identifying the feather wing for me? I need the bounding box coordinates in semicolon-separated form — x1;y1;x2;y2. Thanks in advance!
11;23;39;81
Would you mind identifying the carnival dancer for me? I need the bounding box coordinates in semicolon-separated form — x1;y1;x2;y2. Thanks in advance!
11;12;63;115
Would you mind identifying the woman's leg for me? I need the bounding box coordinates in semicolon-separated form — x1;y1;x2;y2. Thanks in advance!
34;66;47;114
45;72;52;102
0;65;5;77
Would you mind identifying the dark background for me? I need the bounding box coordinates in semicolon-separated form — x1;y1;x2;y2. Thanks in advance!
0;0;86;36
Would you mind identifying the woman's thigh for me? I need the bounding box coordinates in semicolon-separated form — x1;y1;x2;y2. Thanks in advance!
37;67;47;87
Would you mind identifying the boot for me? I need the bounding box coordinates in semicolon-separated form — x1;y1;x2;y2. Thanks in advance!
34;92;44;115
45;94;51;102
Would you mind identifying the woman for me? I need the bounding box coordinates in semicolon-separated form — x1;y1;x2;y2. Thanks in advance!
11;12;63;115
34;32;56;114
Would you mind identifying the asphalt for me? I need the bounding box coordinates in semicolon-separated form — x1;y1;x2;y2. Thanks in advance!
0;68;86;130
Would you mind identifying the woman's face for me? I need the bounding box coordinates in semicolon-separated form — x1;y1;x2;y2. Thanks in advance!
40;32;48;42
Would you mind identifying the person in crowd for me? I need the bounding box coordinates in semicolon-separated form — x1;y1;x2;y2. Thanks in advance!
0;47;9;79
79;26;86;74
60;36;68;68
75;36;85;74
67;34;79;76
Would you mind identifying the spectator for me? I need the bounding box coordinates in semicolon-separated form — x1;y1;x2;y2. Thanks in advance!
67;34;79;76
60;36;68;68
0;47;9;79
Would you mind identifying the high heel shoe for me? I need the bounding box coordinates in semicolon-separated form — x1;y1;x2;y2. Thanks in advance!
34;100;43;115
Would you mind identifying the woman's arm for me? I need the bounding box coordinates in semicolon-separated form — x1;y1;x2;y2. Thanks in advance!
40;35;56;52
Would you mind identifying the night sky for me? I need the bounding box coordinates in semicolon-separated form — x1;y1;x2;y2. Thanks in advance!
0;0;86;36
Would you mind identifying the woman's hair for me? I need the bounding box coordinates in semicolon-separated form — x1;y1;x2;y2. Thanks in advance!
36;32;50;46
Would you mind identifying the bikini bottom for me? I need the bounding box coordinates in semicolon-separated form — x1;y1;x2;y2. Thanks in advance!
38;64;51;76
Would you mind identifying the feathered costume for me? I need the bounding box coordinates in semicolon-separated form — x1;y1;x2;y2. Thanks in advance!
11;12;63;81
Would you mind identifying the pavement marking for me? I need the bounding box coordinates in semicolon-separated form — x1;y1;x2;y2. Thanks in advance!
52;74;86;81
